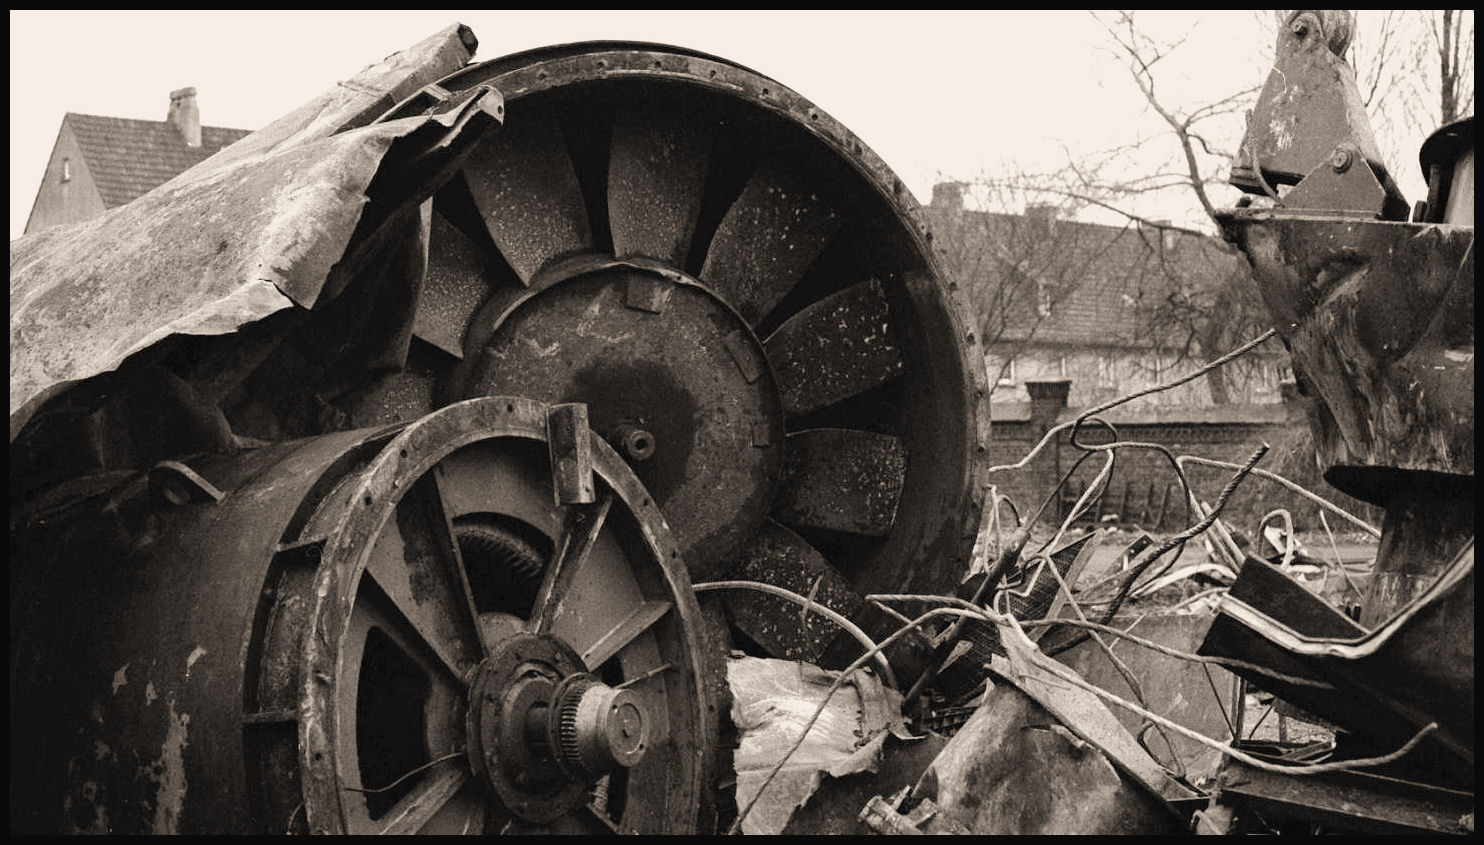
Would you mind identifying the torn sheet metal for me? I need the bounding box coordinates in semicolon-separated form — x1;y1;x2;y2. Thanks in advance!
913;676;1183;834
1201;541;1474;772
728;655;908;835
1057;613;1237;781
10;24;488;440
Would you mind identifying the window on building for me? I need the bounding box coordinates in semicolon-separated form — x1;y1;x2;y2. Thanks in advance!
62;158;71;182
1036;280;1056;317
997;358;1016;387
1057;355;1067;378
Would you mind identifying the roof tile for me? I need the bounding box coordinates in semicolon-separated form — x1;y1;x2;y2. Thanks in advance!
65;113;251;208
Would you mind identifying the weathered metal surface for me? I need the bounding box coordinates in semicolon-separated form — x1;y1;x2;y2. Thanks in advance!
9;430;377;833
468;258;783;579
545;402;596;505
11;397;719;833
1057;613;1237;777
912;678;1181;834
723;520;866;663
9;25;494;441
783;735;950;835
1215;757;1476;834
1418;117;1474;225
1217;213;1474;496
413;210;493;357
385;39;991;608
700;158;841;326
764;279;904;417
1201;542;1474;774
460;103;593;284
1230;10;1406;218
727;655;907;835
607;95;714;267
772;428;905;538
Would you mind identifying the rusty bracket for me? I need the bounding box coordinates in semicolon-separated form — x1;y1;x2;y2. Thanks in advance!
722;330;763;384
1281;143;1389;218
623;274;672;314
859;785;968;835
546;403;596;505
148;460;226;505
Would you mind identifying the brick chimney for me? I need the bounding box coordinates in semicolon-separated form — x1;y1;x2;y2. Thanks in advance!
1025;203;1058;235
167;87;201;147
931;181;965;210
1025;379;1072;435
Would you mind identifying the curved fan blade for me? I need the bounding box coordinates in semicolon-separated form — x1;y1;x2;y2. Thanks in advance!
773;428;906;538
414;209;495;358
724;520;865;663
700;160;840;325
764;279;904;416
607;101;712;266
460;105;593;283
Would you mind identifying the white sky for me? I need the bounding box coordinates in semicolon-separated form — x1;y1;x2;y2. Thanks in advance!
7;10;1437;241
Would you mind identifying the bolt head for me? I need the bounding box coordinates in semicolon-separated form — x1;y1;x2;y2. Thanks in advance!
1331;148;1353;172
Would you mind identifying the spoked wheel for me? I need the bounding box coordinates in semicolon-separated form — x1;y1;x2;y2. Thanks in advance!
394;43;988;662
267;398;713;834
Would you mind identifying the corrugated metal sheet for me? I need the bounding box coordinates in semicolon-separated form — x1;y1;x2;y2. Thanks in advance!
10;23;486;440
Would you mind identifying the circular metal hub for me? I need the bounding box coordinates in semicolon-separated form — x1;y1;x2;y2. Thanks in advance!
466;633;647;823
470;259;784;579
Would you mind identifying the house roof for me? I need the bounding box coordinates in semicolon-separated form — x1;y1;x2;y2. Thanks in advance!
64;113;252;208
924;199;1244;350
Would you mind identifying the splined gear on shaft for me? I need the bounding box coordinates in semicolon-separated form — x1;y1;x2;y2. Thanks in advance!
456;518;547;587
551;673;649;780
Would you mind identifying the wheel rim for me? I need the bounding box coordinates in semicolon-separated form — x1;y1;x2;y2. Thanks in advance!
283;397;710;834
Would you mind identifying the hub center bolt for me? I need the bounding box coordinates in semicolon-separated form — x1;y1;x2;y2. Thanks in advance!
611;422;657;462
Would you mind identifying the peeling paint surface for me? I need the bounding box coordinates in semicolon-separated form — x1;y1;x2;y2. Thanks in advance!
185;646;207;677
148;699;191;834
111;663;129;695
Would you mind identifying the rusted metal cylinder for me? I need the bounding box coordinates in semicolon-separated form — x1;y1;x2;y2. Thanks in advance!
10;398;715;834
10;431;372;834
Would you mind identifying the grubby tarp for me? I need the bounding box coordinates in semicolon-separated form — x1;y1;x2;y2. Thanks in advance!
10;23;494;441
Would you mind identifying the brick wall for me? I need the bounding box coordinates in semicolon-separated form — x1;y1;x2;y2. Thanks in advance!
986;416;1380;538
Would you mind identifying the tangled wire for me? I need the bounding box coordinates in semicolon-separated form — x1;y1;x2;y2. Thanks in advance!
698;328;1419;835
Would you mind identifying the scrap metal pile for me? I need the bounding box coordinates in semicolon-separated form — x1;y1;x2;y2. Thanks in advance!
8;12;1472;835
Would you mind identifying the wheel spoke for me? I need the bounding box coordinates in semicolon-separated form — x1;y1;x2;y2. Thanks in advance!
772;428;906;537
764;279;904;416
608;99;713;266
531;491;613;633
354;576;470;687
581;599;674;669
700;159;840;325
572;801;625;834
360;471;486;676
374;764;471;834
462;104;594;284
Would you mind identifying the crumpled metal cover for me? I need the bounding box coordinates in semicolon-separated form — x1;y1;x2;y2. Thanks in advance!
9;23;480;440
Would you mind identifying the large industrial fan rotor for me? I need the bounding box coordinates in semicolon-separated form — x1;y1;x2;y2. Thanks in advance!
9;39;987;835
394;43;988;659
